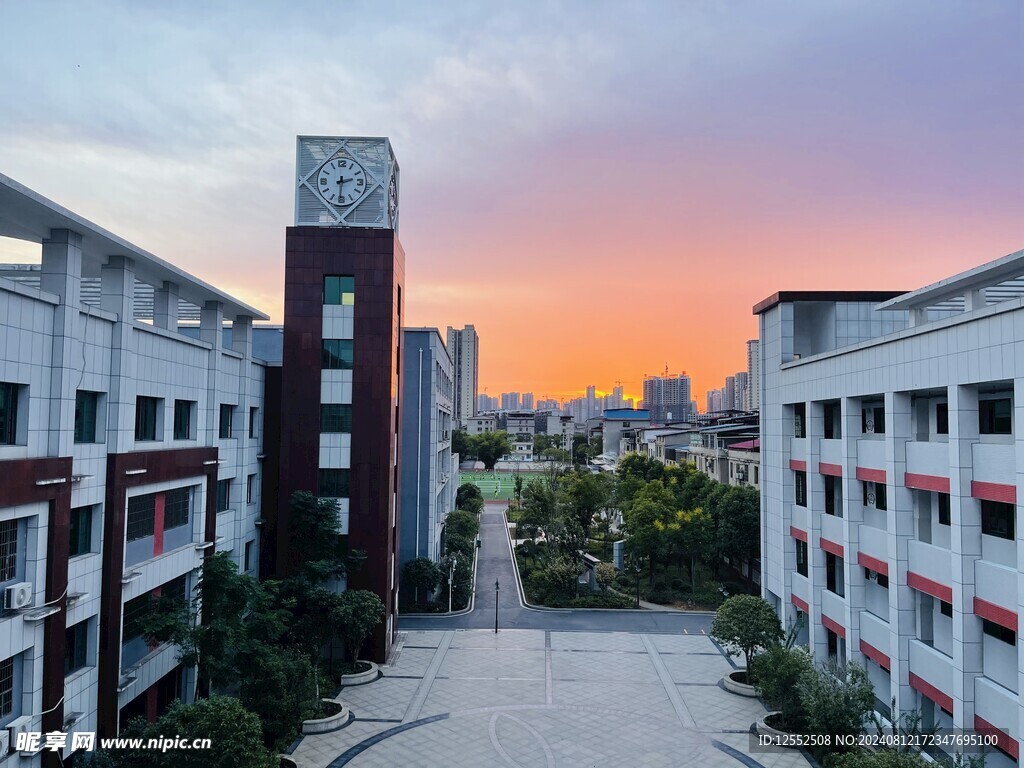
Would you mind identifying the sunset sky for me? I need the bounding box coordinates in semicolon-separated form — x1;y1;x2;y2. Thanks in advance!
0;1;1020;404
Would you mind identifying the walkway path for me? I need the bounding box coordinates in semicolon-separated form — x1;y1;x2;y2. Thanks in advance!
290;628;812;767
398;501;715;635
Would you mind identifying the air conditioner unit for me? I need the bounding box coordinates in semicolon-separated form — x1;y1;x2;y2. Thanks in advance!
4;582;32;610
7;716;34;755
0;729;9;757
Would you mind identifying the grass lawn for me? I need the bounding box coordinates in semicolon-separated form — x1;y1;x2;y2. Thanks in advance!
459;470;546;501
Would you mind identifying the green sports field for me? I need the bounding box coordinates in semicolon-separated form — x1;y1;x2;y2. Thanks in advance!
459;470;545;501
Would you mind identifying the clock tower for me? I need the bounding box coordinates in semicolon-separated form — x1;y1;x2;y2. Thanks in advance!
274;136;404;663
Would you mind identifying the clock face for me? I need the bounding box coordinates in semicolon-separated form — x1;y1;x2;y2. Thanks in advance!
316;156;367;207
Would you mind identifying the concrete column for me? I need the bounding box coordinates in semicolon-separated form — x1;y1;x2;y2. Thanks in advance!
841;396;863;664
964;288;986;313
887;391;913;715
231;315;253;359
101;256;136;454
230;314;254;566
40;230;83;458
200;301;223;446
153;281;179;331
949;384;982;728
199;301;223;349
1014;377;1024;747
808;400;828;660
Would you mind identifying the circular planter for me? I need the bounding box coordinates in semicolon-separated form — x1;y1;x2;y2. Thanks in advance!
278;757;298;768
722;669;759;697
301;698;350;735
339;660;379;686
756;712;801;747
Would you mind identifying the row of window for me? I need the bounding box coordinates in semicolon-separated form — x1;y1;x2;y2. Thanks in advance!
792;398;1012;439
0;383;262;446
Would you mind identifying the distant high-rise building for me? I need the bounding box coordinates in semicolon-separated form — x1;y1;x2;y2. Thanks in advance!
643;373;692;422
746;339;760;411
522;392;534;409
608;385;625;410
723;376;736;413
536;398;559;411
501;392;520;410
477;393;498;413
586;385;598;418
735;371;749;410
706;390;722;413
447;324;479;427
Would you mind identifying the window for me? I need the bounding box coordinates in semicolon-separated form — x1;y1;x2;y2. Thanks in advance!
864;568;889;589
940;600;953;617
122;594;151;642
321;404;353;433
981;500;1014;540
0;382;21;445
796;539;808;577
824;402;841;439
0;520;17;584
323;275;355;306
164;488;190;530
69;506;93;557
983;619;1016;645
793;403;806;438
827;628;839;660
163;575;187;607
794;471;807;507
246;474;256;504
979;398;1012;435
862;404;885;434
863;481;887;511
826;552;844;596
219;404;235;439
936;403;949;435
173;400;195;440
217;479;231;512
74;391;99;443
249;407;258;439
126;495;156;542
65;620;89;676
244;540;254;572
0;656;12;718
938;493;951;526
134;396;161;441
318;469;350;498
825;475;838;516
322;339;354;370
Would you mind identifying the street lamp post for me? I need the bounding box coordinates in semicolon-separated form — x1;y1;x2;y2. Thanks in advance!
448;559;456;613
494;579;500;633
633;558;643;608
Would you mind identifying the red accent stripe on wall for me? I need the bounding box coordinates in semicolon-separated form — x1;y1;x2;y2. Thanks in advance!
856;467;886;483
153;492;165;557
971;481;1016;503
791;593;809;613
789;459;807;471
905;473;950;493
974;597;1019;633
819;462;843;477
907;571;953;603
910;672;954;715
822;613;846;639
790;525;808;543
975;715;1020;760
860;639;891;671
858;551;889;577
820;537;844;558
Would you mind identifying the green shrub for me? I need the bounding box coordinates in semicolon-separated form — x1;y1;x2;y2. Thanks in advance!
710;595;783;673
826;753;931;768
527;557;579;604
567;592;635;609
750;643;813;732
800;658;875;758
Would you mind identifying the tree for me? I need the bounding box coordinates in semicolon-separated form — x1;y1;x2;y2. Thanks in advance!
572;434;601;464
456;482;484;514
337;589;386;662
288;490;346;581
473;430;512;470
541;447;572;463
829;754;931;768
526;556;579;604
595;562;617;592
533;433;561;455
710;595;783;674
559;471;613;533
667;506;715;587
239;645;318;751
445;509;480;539
622;480;675;585
452;428;474;459
800;658;875;757
715;485;760;565
520;478;556;544
749;643;813;732
402;557;443;607
98;697;278;768
514;474;524;505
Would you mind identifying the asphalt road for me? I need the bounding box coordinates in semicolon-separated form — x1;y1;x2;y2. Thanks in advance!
398;502;714;635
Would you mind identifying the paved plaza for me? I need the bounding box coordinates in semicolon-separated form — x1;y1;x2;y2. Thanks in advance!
290;628;812;767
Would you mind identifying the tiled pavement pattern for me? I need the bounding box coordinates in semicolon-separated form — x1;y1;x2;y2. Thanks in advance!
290;629;813;768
